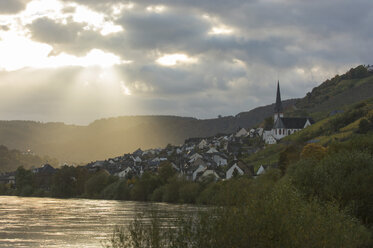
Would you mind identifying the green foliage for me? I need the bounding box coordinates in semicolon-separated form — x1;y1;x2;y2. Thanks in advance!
84;170;113;198
263;116;274;130
131;172;161;201
288;150;373;226
101;180;130;200
106;179;371;248
51;165;89;198
300;143;327;161
15;166;34;196
178;182;200;204
278;144;302;174
157;162;176;183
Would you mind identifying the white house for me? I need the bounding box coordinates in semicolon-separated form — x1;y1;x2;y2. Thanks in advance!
189;153;203;163
198;139;208;149
256;165;266;175
198;170;220;181
117;167;132;178
226;163;244;179
193;164;207;181
265;135;277;145
213;154;228;166
206;147;219;154
235;128;248;138
133;156;142;163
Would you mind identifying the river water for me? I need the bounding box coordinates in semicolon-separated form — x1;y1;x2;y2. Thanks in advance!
0;196;195;247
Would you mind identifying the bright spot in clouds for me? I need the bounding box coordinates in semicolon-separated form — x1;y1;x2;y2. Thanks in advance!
0;32;125;70
156;54;198;66
120;81;132;96
146;5;166;13
209;26;233;35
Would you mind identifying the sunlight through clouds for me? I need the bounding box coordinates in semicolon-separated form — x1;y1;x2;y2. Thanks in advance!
120;81;132;96
0;31;126;71
156;54;198;66
146;5;166;13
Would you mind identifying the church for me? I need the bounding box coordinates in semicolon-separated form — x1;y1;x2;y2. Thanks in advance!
263;82;314;144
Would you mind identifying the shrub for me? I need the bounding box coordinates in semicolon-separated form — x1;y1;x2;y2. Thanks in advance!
289;150;373;225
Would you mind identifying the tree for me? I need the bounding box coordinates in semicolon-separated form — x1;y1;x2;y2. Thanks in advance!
357;118;372;134
278;144;301;174
15;166;34;196
300;143;327;161
158;162;176;183
263;116;274;130
84;170;111;198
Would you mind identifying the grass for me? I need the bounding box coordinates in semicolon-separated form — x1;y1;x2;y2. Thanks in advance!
242;143;285;169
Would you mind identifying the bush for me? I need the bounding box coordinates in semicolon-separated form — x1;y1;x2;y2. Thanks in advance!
300;143;327;161
84;171;111;198
289;150;373;225
178;183;200;204
106;181;372;248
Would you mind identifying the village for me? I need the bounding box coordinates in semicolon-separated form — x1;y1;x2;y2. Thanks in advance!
0;82;314;184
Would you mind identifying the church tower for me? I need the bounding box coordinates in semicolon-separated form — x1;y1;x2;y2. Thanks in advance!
274;81;283;123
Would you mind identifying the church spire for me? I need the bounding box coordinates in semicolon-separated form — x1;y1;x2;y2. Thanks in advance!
274;81;283;113
274;81;284;123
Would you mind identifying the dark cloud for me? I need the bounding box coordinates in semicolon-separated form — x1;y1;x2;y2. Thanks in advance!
28;17;104;55
28;18;82;44
2;0;373;123
0;25;10;31
0;0;31;14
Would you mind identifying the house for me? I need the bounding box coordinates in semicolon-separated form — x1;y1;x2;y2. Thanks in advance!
226;161;254;179
192;164;207;181
133;148;143;157
265;135;277;145
198;139;208;149
367;65;373;72
212;154;228;166
32;164;57;175
256;165;266;175
206;147;219;154
197;169;220;181
117;167;132;178
0;173;15;185
264;81;314;144
189;153;203;163
235;128;248;138
133;156;142;163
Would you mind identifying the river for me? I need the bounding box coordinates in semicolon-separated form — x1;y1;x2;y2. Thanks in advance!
0;196;195;247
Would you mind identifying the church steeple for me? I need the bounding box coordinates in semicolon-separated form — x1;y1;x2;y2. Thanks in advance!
274;81;283;113
274;81;284;122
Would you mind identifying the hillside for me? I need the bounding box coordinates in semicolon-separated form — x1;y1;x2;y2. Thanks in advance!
0;101;294;163
0;145;58;173
243;96;373;168
293;65;373;120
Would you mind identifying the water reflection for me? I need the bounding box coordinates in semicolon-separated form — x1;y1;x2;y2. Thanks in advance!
0;196;196;247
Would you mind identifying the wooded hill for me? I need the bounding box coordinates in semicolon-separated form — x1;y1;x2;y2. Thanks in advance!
0;65;372;164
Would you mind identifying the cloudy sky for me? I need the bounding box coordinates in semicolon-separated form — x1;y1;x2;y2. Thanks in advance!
0;0;371;124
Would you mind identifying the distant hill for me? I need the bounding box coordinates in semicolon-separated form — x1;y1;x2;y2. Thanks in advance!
0;65;372;163
294;65;373;119
0;101;295;163
0;145;58;173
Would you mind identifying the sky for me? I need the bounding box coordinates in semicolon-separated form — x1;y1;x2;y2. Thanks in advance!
0;0;372;125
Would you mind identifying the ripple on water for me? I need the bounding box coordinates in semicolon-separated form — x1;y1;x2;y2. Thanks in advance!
0;196;197;247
